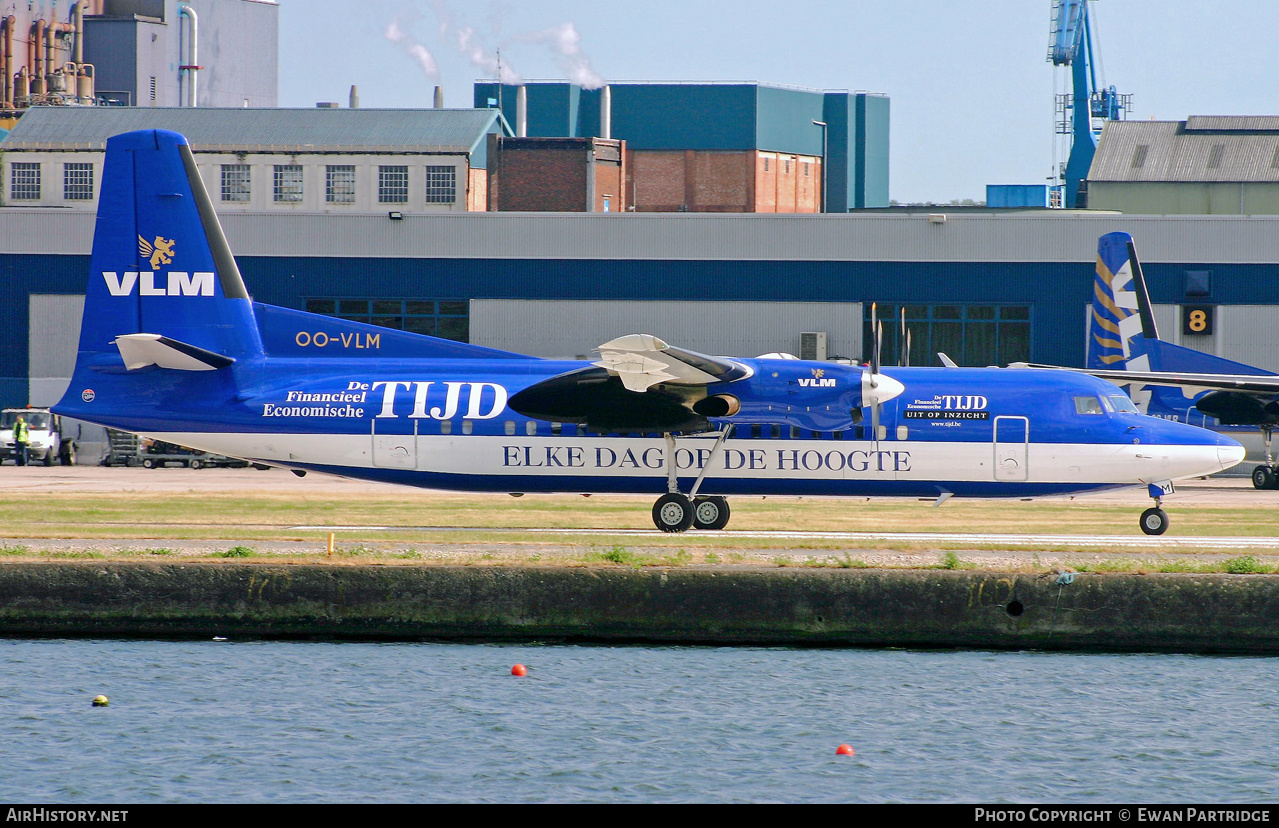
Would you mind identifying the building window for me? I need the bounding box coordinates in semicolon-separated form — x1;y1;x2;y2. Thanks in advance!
221;164;251;202
273;164;303;203
10;162;40;200
326;165;355;204
304;298;470;343
63;163;94;200
784;159;790;174
424;165;456;204
764;158;770;172
865;304;1031;367
379;166;409;203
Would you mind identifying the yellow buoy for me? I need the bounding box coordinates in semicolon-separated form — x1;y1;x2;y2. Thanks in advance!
92;695;109;707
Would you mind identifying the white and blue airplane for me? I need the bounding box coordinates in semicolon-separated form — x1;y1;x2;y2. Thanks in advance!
1084;231;1279;489
52;130;1245;536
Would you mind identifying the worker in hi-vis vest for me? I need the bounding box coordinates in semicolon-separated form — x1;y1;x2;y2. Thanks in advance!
13;415;28;466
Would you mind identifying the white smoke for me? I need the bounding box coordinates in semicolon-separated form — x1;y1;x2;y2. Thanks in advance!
457;26;523;84
386;18;440;80
525;22;604;89
384;4;605;90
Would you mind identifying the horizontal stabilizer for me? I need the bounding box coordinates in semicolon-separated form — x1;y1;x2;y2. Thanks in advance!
594;334;751;393
114;333;236;372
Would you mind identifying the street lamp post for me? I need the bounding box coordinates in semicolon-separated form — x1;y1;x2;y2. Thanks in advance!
811;119;827;213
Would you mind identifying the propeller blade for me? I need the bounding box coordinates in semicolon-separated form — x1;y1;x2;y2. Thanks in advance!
873;320;882;380
871;393;881;450
899;308;906;368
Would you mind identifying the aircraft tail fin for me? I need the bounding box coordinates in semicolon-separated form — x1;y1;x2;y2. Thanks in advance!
1089;230;1269;376
1088;231;1150;368
69;129;264;371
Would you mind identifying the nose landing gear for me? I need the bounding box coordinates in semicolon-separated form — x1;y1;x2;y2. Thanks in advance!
1139;481;1173;535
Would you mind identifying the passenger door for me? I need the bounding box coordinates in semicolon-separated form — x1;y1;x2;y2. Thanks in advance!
992;415;1029;481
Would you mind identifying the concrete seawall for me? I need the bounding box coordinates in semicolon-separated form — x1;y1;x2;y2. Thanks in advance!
1;563;1277;653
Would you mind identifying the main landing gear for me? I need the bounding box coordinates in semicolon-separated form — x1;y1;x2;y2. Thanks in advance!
1139;481;1173;536
650;429;733;533
1252;429;1279;490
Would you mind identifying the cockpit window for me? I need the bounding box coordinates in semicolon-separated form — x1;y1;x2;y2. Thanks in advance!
1074;396;1105;415
1109;395;1139;413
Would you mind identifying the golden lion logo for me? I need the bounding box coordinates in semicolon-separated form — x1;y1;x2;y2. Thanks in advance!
138;235;176;270
812;368;825;379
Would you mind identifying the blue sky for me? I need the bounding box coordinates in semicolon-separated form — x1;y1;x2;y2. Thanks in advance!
279;1;1279;204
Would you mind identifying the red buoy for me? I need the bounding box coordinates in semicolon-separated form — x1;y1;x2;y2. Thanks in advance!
836;744;855;756
511;664;527;676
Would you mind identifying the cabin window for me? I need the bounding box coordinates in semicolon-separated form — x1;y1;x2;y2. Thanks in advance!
504;421;516;435
770;425;781;439
526;421;538;436
440;420;452;434
577;424;588;437
551;423;562;435
852;427;862;441
1074;396;1105;415
750;424;762;439
1109;395;1139;413
790;426;801;439
462;420;473;435
834;430;845;440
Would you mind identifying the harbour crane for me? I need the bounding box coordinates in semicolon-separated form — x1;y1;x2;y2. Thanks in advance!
1049;0;1131;207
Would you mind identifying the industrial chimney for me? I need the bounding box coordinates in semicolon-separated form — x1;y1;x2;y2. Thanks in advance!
600;85;611;139
433;85;444;109
516;85;528;137
349;85;359;108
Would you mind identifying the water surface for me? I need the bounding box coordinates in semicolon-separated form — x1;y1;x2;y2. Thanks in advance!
2;641;1276;803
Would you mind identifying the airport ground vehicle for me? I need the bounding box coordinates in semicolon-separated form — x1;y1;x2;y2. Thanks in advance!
0;408;76;465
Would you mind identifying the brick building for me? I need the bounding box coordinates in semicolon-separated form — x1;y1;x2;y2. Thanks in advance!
487;136;627;212
474;81;889;213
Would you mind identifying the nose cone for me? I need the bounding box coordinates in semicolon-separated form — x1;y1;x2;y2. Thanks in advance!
1139;418;1246;480
1218;441;1246;472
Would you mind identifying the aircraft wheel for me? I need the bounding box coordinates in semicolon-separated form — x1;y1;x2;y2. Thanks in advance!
692;496;731;531
1254;465;1276;490
141;457;156;469
652;493;694;533
188;458;203;470
42;450;54;467
61;446;76;466
1139;507;1169;536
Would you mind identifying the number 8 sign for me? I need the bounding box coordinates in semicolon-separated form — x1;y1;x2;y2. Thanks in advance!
1181;305;1214;336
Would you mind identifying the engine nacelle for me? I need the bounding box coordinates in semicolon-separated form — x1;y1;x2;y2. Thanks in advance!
695;360;900;432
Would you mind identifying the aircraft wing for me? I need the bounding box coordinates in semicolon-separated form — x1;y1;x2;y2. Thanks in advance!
1081;368;1279;396
509;334;752;433
1023;363;1279;396
593;334;751;392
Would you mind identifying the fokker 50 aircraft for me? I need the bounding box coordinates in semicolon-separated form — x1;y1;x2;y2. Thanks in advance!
1083;231;1279;489
52;131;1245;536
